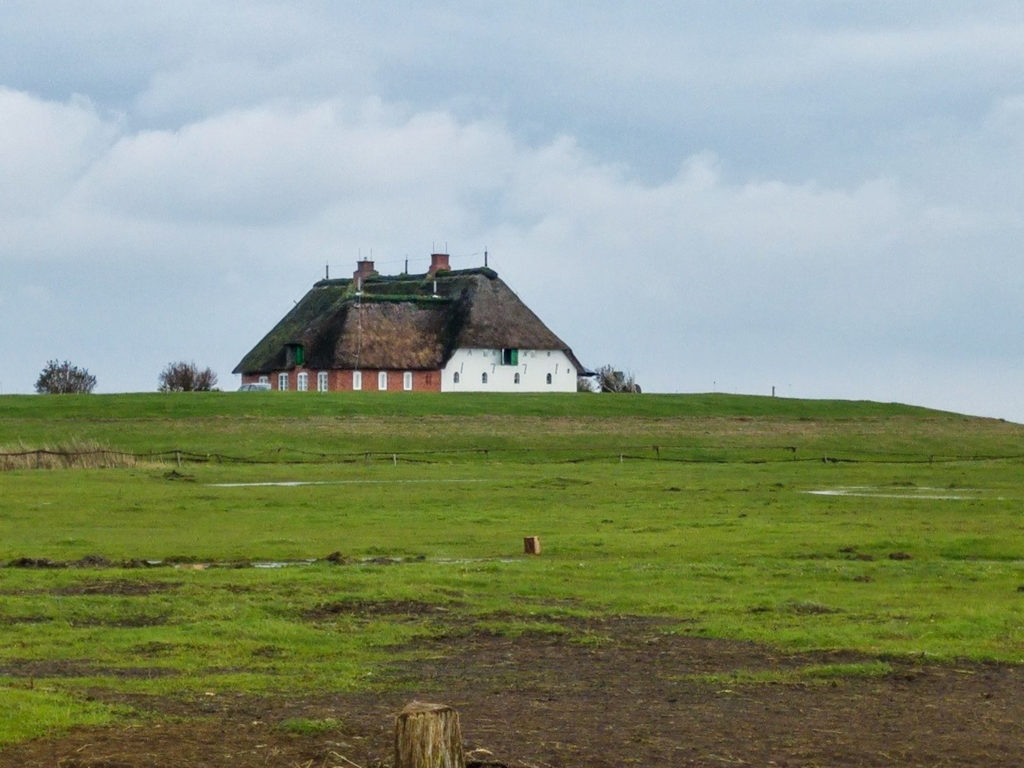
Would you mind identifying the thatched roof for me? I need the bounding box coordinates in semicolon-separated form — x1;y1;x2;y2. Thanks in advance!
234;268;584;374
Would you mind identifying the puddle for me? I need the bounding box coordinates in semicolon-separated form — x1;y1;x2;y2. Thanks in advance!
253;559;317;569
805;486;1003;500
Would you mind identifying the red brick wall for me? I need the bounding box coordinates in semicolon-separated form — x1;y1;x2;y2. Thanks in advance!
241;370;441;392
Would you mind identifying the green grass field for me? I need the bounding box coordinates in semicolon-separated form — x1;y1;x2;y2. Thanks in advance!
1;391;1023;745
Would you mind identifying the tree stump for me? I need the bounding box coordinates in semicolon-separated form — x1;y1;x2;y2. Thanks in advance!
523;536;541;555
394;701;465;768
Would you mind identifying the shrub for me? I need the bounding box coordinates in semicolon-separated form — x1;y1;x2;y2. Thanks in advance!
35;360;96;394
595;364;640;393
159;362;218;392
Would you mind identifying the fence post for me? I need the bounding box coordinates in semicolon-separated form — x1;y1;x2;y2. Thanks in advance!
394;701;465;768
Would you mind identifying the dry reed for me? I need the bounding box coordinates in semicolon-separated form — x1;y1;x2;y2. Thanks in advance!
0;441;137;471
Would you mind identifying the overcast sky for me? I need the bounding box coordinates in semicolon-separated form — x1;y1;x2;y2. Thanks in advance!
2;2;1023;421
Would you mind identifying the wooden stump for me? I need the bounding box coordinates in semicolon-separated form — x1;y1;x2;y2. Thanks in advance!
394;701;465;768
523;536;541;555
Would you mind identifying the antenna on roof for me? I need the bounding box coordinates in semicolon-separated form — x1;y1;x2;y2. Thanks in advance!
484;249;488;268
325;263;329;280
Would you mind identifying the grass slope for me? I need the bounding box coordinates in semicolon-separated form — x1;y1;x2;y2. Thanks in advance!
1;391;1020;462
1;392;1023;745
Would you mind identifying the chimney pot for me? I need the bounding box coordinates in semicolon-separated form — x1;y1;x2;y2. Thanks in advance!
428;252;450;276
353;259;376;282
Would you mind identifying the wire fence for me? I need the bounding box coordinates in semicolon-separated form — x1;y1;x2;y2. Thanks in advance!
3;444;1023;471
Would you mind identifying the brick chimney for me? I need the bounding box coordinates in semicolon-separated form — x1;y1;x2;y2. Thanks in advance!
428;253;450;277
353;259;377;284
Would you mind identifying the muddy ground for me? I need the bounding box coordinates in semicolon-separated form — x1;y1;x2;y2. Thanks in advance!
3;616;1022;767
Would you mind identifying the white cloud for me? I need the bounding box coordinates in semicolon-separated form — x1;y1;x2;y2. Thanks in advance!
0;88;116;214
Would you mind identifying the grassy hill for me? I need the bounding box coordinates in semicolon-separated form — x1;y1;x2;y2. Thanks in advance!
2;391;1021;463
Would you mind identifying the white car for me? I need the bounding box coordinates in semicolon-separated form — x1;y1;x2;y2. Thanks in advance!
238;382;272;391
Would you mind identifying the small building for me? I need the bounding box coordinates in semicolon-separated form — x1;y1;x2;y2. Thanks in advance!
233;253;585;392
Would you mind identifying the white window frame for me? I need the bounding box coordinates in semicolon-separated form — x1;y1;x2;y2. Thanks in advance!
297;372;308;391
403;371;413;391
278;372;289;391
317;371;329;392
378;371;388;391
352;371;362;391
258;375;269;385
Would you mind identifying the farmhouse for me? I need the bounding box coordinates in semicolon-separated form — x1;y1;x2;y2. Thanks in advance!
234;253;585;393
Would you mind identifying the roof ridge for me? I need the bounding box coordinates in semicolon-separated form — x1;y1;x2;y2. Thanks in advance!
313;266;497;288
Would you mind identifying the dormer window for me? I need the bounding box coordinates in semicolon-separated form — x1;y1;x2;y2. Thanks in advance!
285;343;305;368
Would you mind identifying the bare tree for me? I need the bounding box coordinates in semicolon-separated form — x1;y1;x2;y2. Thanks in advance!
35;360;97;394
595;364;640;393
159;361;218;392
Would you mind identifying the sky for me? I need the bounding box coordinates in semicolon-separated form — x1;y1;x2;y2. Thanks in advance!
2;2;1023;421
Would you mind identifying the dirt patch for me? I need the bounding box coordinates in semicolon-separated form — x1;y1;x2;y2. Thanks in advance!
3;580;181;598
54;580;182;597
0;659;176;680
3;617;1023;767
69;613;170;628
306;599;456;621
5;556;164;570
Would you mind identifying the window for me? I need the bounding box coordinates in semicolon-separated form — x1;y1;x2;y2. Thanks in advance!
514;372;521;385
317;371;329;392
378;371;388;391
278;372;289;391
501;348;519;366
353;371;362;390
297;372;308;391
453;372;460;385
403;371;413;391
258;375;269;385
546;373;552;385
285;343;304;367
481;372;488;385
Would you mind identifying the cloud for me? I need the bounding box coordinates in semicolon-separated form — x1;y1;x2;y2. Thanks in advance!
3;85;1016;379
0;88;116;215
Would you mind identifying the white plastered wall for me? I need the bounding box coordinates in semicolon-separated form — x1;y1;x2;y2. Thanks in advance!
441;348;578;392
